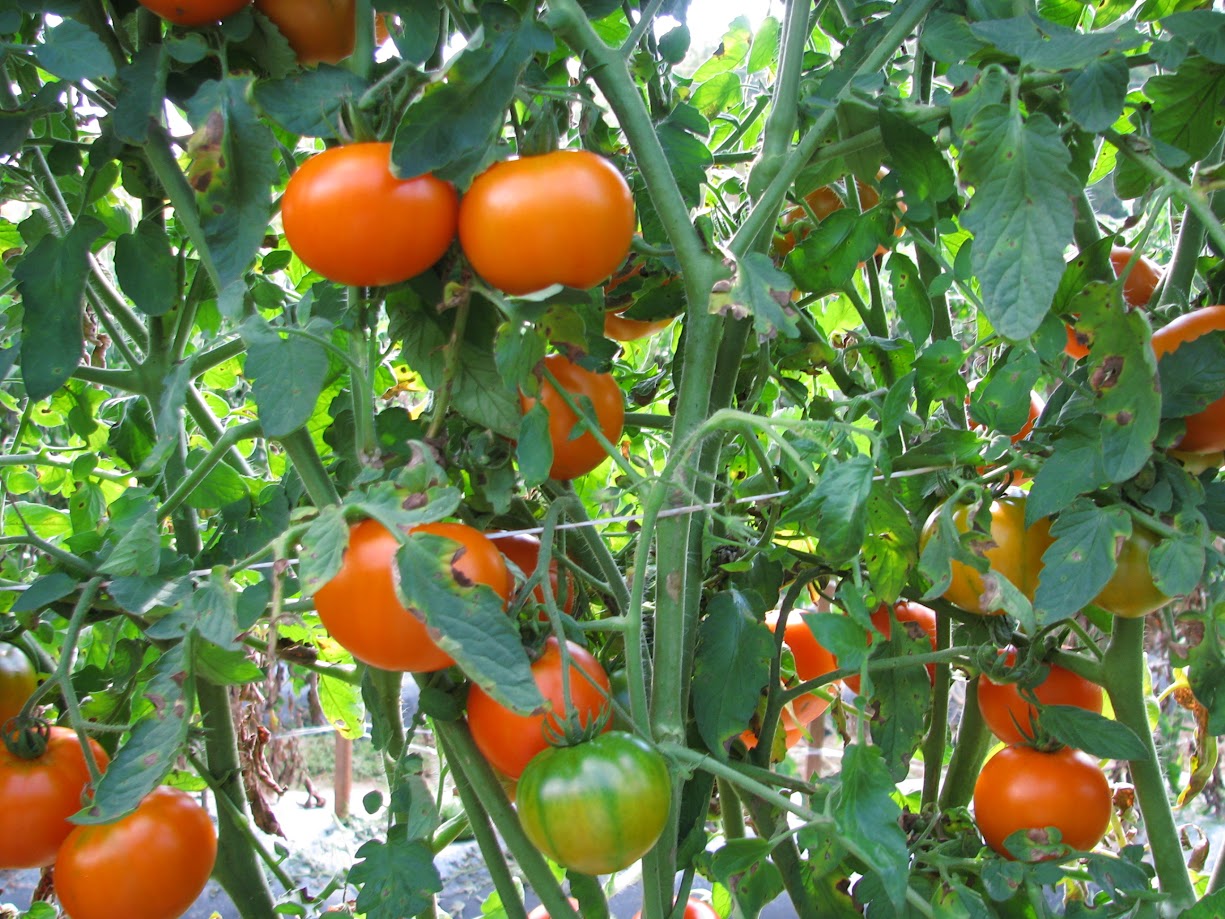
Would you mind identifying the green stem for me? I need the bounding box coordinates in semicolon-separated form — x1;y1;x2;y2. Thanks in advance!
158;421;261;521
186;386;258;477
1158;131;1225;309
741;795;823;918
938;676;992;810
434;729;529;919
542;483;630;615
0;535;98;579
197;679;279;919
716;776;746;840
921;612;951;809
1101;616;1195;908
279;428;342;507
433;720;580;919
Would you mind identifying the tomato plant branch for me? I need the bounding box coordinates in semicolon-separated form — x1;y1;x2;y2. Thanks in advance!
196;678;280;919
240;635;360;685
0;535;99;580
433;720;581;919
741;794;825;919
1158;132;1225;310
185;386;258;478
426;288;472;442
618;0;667;56
278;428;342;508
541;484;630;615
85;287;144;369
1101;615;1195;909
157;420;261;522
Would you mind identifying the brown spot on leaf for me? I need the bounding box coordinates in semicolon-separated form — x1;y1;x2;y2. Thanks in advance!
449;546;474;588
1090;354;1124;392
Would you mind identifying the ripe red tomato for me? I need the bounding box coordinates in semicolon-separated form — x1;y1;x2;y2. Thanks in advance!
466;637;610;779
458;150;636;295
973;744;1111;859
920;494;1053;616
1065;246;1163;359
978;648;1104;744
519;354;625;481
0;727;110;868
843;600;938;695
137;0;249;25
281;142;458;287
489;533;577;617
634;898;720;919
313;519;511;672
255;0;388;65
516;731;670;876
0;643;37;728
1151;305;1225;453
55;786;217;919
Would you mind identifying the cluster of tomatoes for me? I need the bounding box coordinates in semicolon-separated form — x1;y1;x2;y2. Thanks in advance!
0;645;217;919
314;520;671;876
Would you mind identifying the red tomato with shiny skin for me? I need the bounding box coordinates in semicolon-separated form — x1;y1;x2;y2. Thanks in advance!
489;533;576;617
313;519;511;672
137;0;249;24
634;898;721;919
282;142;458;287
973;744;1111;859
519;355;625;481
55;786;217;919
254;0;387;64
0;643;37;728
459;150;636;296
844;600;938;695
0;727;110;868
466;637;610;779
1151;305;1225;453
978;648;1104;744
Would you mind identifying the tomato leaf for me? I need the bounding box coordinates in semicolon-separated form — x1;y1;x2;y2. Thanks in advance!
1041;705;1148;761
834;744;909;909
693;590;774;757
958;105;1078;341
115;220;177;318
349;827;442;919
1162;11;1225;64
395;534;543;714
968;13;1141;71
113;47;167;145
799;455;874;565
1149;533;1206;597
912;339;967;421
298;504;351;597
77;639;192;824
879;107;956;225
1033;500;1130;624
864;482;918;605
319;670;365;741
719;252;799;340
1027;415;1111;522
517;400;555;487
253;65;370;139
194;644;263;685
865;629;932;781
35;19;115;82
240;316;330;438
183;76;276;289
391;6;553;185
16;216;103;401
785;209;883;297
1143;56;1225;167
887;254;934;346
183;447;248;509
1158;332;1225;420
100;493;161;578
9;571;77;614
1067;52;1130;133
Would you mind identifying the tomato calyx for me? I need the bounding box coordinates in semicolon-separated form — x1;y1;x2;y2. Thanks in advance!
2;715;51;759
530;639;612;747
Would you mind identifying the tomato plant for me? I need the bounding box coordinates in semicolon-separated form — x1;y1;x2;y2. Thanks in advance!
978;648;1104;744
516;731;670;876
773;174;887;258
489;533;577;617
313;519;511;672
1151;305;1225;454
281;142;458;287
0;727;110;868
602;262;676;341
634;898;720;919
458;150;636;295
254;0;387;65
519;354;626;481
0;643;36;728
55;785;218;919
466;637;610;779
526;899;579;919
973;744;1111;859
921;494;1053;616
136;0;250;25
843;600;938;695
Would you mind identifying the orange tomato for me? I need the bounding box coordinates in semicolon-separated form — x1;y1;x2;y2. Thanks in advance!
1065;246;1163;359
519;354;625;481
0;643;36;728
1151;305;1225;453
843;600;938;695
489;532;577;617
255;0;388;65
281;142;458;287
137;0;250;25
978;648;1104;744
459;150;636;296
313;519;511;672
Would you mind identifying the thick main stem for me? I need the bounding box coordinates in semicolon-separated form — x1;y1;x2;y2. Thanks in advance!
1102;616;1195;909
197;679;278;919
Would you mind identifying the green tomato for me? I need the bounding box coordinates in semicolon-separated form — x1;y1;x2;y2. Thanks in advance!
516;731;670;876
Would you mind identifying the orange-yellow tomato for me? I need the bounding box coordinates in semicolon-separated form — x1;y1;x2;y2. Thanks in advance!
1065;246;1163;359
255;0;389;65
137;0;250;25
1151;305;1225;454
0;643;36;728
313;519;511;672
519;355;625;481
282;142;458;287
459;150;636;295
